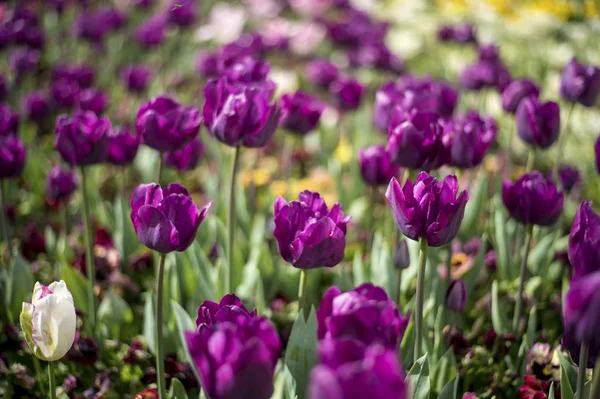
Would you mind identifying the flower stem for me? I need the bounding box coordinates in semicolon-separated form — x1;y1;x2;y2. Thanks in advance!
227;146;241;294
525;148;536;172
48;361;56;399
414;238;429;360
156;252;167;399
506;123;515;175
576;342;589;399
79;166;96;337
156;152;163;184
512;224;533;332
298;268;308;320
554;102;576;178
591;354;600;399
396;267;403;309
0;180;12;260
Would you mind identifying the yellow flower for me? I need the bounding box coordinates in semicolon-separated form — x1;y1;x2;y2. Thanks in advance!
334;137;353;165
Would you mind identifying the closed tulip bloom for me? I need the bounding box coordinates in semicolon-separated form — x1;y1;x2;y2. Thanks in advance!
130;183;212;253
77;88;108;115
560;58;600;107
203;78;280;148
274;191;350;269
358;144;400;186
280;91;325;135
0;136;27;179
568;201;600;280
437;23;477;44
317;284;410;348
136;96;201;152
373;82;404;132
20;281;76;361
386;172;469;247
121;65;152;94
445;280;467;312
502;171;564;226
306;59;339;88
445;110;497;169
221;56;270;84
168;0;196;27
164;137;205;172
55;111;111;166
107;125;140;165
135;15;167;48
558;165;580;192
501;79;540;114
397;75;458;117
460;46;510;92
23;91;51;123
330;76;364;111
46;166;78;204
185;294;281;399
51;78;81;109
9;48;40;76
516;97;560;149
0;104;20;136
394;240;411;269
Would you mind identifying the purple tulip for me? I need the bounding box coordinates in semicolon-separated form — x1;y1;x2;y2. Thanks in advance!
98;7;127;31
203;78;280;148
394;240;410;269
121;65;152;94
308;339;408;399
164;137;205;172
460;45;511;91
562;270;600;368
0;105;20;136
135;15;167;48
330;76;364;111
107;126;140;166
0;136;27;179
9;48;40;76
221;56;270;84
167;0;197;28
386;110;448;170
55;111;111;166
219;34;266;68
280;91;325;135
52;64;95;89
0;75;7;103
445;280;467;312
444;110;497;169
516;97;560;149
317;283;410;348
22;91;51;123
77;88;108;115
373;82;404;132
130;183;212;253
185;294;281;399
560;58;600;107
358;144;400;186
502;171;564;226
596;135;600;175
325;10;388;48
73;11;109;43
386;172;469;246
136;96;201;153
20;223;47;262
51;78;81;109
501;79;540;114
46;166;79;204
347;42;404;74
568;201;600;281
195;52;219;79
437;23;477;44
558;165;580;192
273;190;350;269
306;59;339;88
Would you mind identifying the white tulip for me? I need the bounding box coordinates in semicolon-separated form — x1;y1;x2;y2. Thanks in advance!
20;280;77;361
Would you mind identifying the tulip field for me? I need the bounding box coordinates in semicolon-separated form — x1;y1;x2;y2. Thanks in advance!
2;0;600;398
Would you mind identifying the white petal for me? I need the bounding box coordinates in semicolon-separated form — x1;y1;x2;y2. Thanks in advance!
48;280;73;303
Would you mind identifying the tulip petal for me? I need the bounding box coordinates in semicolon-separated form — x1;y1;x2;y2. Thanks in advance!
136;205;179;253
158;194;198;251
291;217;346;269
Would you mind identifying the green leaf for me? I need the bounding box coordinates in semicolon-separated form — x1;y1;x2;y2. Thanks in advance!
433;349;457;393
437;376;459;399
60;262;89;317
6;255;34;322
459;174;487;238
557;350;578;394
463;233;486;297
113;195;138;271
561;363;575;399
408;353;430;399
97;291;133;340
168;378;189;399
171;300;200;384
352;250;367;286
548;382;555;399
491;280;509;334
284;308;318;399
527;232;555;275
143;292;156;354
494;201;511;280
527;305;538;345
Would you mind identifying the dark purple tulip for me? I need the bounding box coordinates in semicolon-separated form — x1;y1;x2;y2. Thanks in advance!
516;97;560;149
386;109;448;170
306;59;339;88
46;166;79;204
121;65;152;94
460;46;511;91
22;91;51;123
221;56;270;84
20;223;47;262
562;270;600;368
596;135;600;175
398;75;459;117
444;110;497;169
386;172;469;247
437;23;477;44
502;171;564;226
394;240;410;269
326;10;388;48
445;280;467;312
77;88;108;115
203;78;280;148
0;136;27;179
71;65;96;89
164;137;205;172
317;283;409;348
133;0;153;8
135;15;167;48
218;34;265;68
107;126;140;166
0;75;7;103
136;96;201;152
373;82;404;132
330;77;364;111
501;79;540;114
280;91;325;135
73;11;109;43
130;183;212;253
195;52;219;79
309;339;408;399
0;26;13;50
185;294;281;399
358;144;400;186
14;25;45;50
0;105;20;137
273;190;350;269
568;201;600;281
51;78;81;109
347;42;404;74
98;7;127;31
558;165;580;192
168;0;197;27
9;48;40;76
55;111;111;166
560;58;600;107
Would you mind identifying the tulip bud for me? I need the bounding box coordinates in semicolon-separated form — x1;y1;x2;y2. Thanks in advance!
501;79;540;114
121;65;152;94
20;281;77;361
280;91;325;136
445;280;467;312
0;104;20;137
77;88;108;116
329;76;364;111
358;144;400;186
394;240;410;269
516;97;560;149
560;58;600;107
46;166;78;205
558;165;580;192
22;91;51;124
164;137;205;172
107;125;140;166
306;59;339;89
0;136;27;179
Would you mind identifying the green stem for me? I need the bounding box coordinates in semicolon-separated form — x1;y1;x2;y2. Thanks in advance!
156;153;163;184
298;269;308;320
227;146;241;294
33;356;45;393
414;238;429;360
396;267;403;309
48;361;56;399
526;149;536;172
576;342;589;399
591;355;600;399
506;123;515;176
156;253;167;399
79;166;96;336
0;180;13;259
554;102;576;178
512;224;533;332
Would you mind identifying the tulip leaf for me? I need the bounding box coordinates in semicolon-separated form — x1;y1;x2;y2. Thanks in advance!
462;233;486;298
60;261;89;317
557;350;578;394
352;250;367;287
459;174;487;238
284;307;318;399
527;305;538;345
6;255;34;322
527;232;555;275
143;292;156;354
433;348;457;393
168;378;188;399
171;301;202;388
494;201;511;281
113;195;138;271
548;382;555;399
491;280;509;334
561;364;575;399
408;353;430;399
97;291;133;340
437;376;459;399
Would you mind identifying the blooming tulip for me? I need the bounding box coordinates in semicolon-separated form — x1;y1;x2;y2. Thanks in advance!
55;111;111;166
560;58;600;107
46;166;78;204
330;76;364;111
107;125;140;166
280;91;325;135
516;97;560;149
444;110;497;169
358;144;400;186
306;59;339;88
